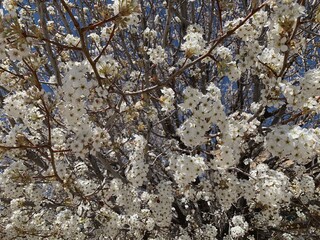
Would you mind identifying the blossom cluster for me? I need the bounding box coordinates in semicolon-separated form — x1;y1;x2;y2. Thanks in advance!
181;24;206;57
265;125;320;165
125;135;149;187
280;68;320;112
0;0;319;239
167;154;207;188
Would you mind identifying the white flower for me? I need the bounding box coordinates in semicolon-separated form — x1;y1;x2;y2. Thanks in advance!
181;24;206;57
88;33;100;43
230;226;246;238
168;154;207;187
160;87;175;113
65;34;80;46
147;45;167;64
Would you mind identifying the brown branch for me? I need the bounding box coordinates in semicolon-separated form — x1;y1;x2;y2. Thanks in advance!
123;85;160;95
24;54;64;183
281;111;305;124
0;66;25;79
168;2;269;83
25;34;82;51
59;0;103;87
81;14;119;33
37;0;62;86
279;17;302;77
95;152;129;184
258;59;278;77
0;144;49;150
115;3;267;98
162;0;173;47
94;24;117;63
216;0;223;34
52;0;73;34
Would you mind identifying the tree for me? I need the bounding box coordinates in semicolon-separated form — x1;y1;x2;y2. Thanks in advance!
0;0;319;239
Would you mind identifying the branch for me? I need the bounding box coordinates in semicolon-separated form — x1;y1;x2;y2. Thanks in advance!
162;0;173;47
59;0;104;87
167;1;269;83
94;24;117;63
37;0;62;86
299;26;320;37
216;0;223;34
95;152;129;184
25;34;82;51
81;14;119;33
123;85;160;95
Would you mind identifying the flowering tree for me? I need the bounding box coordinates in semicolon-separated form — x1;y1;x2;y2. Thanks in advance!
0;0;320;239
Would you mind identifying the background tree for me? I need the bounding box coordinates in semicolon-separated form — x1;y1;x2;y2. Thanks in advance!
0;0;319;239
